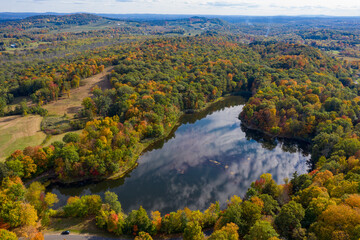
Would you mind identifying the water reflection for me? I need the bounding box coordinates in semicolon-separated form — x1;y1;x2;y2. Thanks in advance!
50;96;310;214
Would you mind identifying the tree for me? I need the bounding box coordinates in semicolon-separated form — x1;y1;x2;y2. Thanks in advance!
160;210;188;234
302;197;336;228
44;192;59;209
107;212;125;235
59;145;80;176
104;191;122;214
220;197;261;236
209;223;239;240
135;232;153;240
290;172;311;194
63;195;102;217
63;133;80;143
20;203;38;226
125;206;155;236
81;97;97;119
250;174;280;199
220;197;242;231
183;221;204;240
344;194;360;208
203;202;220;227
258;194;279;216
310;204;360;239
245;220;279;240
239;201;262;236
324;97;343;112
25;182;44;213
25;181;58;218
151;211;162;232
0;97;6;117
0;162;10;179
19;225;42;240
0;229;17;240
5;151;36;179
295;186;329;208
275;201;305;239
21;156;37;178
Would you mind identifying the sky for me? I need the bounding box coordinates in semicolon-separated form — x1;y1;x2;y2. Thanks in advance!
2;0;360;16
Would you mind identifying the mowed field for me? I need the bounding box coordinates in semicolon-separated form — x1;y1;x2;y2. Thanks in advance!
341;56;360;63
0;66;113;161
43;66;113;117
0;115;46;161
43;129;83;147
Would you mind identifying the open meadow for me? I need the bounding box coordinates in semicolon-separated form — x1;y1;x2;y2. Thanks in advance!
0;66;113;161
0;115;45;161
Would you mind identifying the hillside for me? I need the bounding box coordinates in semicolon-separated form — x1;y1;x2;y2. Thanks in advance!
0;10;360;240
1;13;117;27
0;66;113;161
0;13;125;35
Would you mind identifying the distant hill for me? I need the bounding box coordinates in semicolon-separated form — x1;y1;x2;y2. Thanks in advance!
0;13;232;36
0;12;65;20
22;13;106;26
1;12;360;23
143;16;228;27
0;13;123;32
2;12;359;37
97;13;195;21
0;12;227;25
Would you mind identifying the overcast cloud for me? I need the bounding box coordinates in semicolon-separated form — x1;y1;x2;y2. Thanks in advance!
2;0;360;15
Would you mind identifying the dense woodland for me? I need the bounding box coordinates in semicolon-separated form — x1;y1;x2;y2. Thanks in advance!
0;14;360;240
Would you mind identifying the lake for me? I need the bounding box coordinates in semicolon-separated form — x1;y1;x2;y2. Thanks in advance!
49;96;310;214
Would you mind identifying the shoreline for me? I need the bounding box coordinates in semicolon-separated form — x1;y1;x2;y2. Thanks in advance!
40;96;233;186
34;94;313;187
239;117;312;144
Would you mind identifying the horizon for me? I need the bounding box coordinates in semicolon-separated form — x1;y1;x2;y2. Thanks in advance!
1;12;360;18
2;0;360;17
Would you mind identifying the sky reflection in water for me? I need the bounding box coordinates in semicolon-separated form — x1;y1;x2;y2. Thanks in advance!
50;97;310;214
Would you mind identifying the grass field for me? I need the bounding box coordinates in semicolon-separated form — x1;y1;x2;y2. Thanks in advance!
341;56;360;63
0;67;113;161
43;129;83;146
0;115;46;161
43;66;113;118
4;42;51;53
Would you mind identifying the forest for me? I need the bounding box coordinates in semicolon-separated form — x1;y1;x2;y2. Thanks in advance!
0;13;360;240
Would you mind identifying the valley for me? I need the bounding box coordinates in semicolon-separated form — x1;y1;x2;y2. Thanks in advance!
0;12;359;240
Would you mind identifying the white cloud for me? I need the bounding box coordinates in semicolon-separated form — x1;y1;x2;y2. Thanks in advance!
3;0;360;15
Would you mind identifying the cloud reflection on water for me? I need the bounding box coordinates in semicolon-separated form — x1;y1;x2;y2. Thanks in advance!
50;98;310;214
116;104;309;212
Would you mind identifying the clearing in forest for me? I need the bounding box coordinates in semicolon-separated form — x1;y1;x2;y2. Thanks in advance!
0;115;46;161
43;66;113;117
0;67;114;161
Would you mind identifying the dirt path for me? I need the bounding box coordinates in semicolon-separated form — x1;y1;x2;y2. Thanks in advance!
44;66;114;117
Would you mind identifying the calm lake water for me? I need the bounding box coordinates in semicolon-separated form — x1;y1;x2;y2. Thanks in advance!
50;96;310;214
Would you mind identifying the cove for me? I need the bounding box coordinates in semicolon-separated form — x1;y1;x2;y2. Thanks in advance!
49;96;310;214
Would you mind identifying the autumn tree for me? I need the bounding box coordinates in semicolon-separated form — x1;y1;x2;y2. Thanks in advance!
183;221;204;240
124;206;155;236
209;223;239;240
244;220;279;240
135;232;153;240
274;201;305;239
310;204;360;239
104;191;122;214
0;229;17;240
